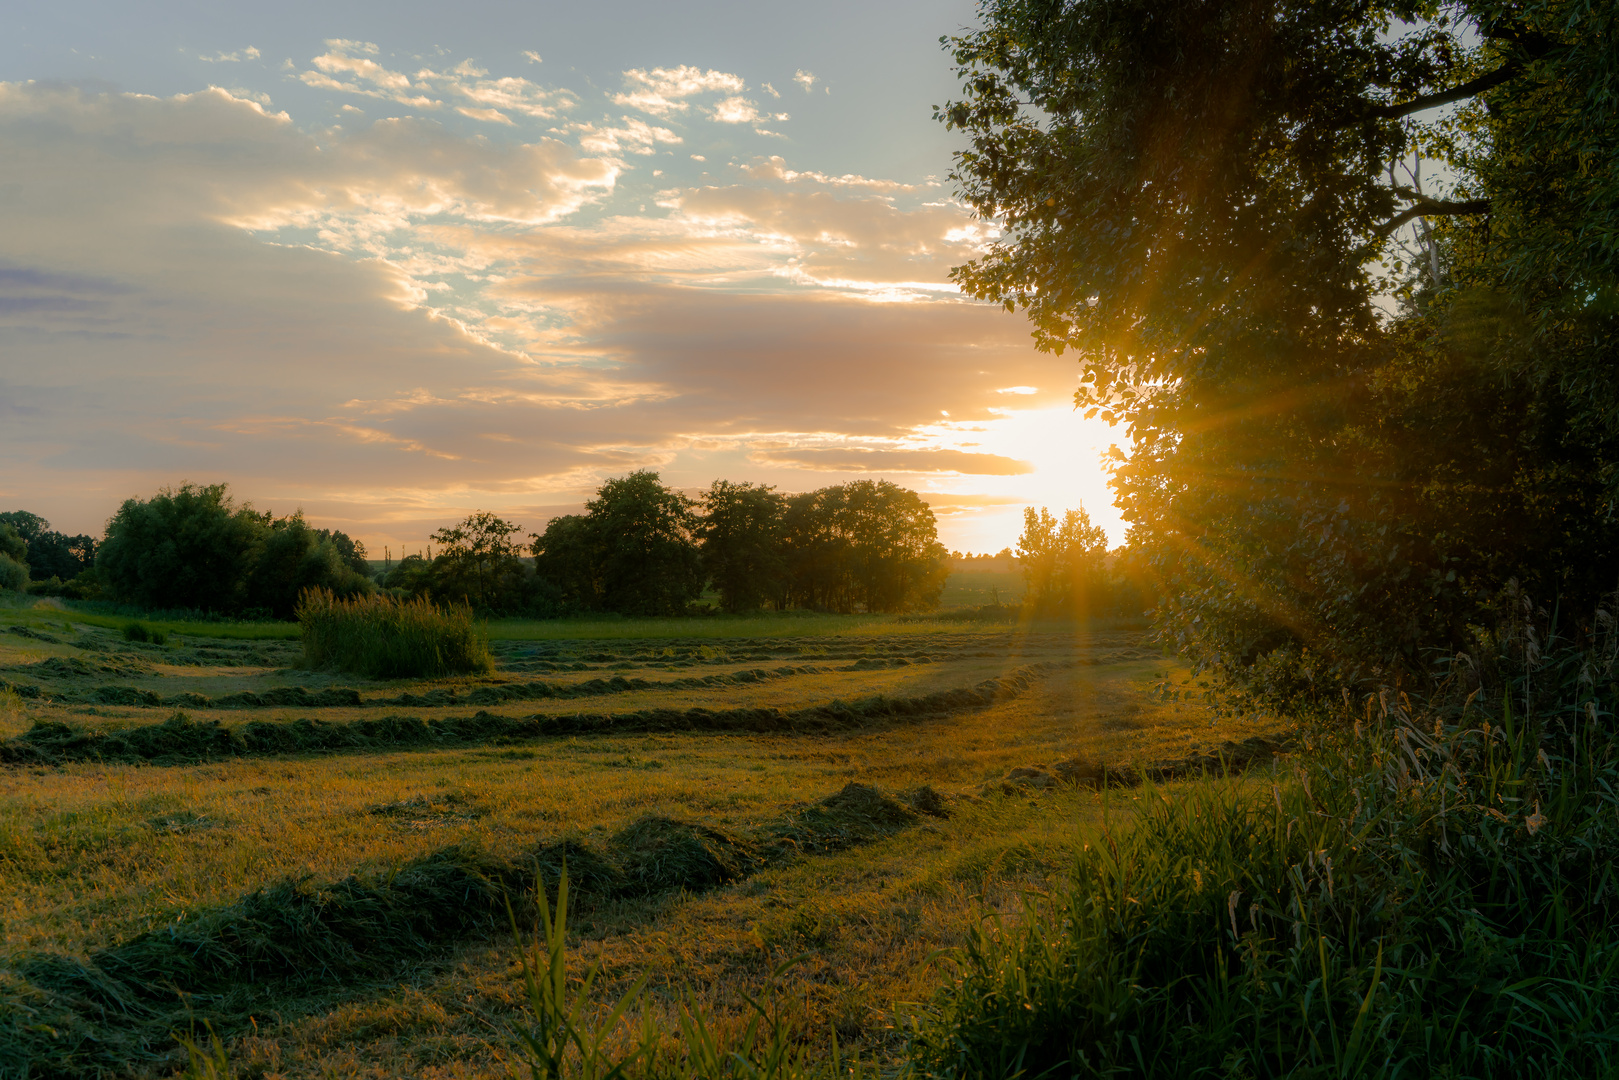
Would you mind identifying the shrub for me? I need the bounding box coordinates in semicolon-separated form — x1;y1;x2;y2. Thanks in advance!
0;553;26;593
295;587;492;679
122;621;168;646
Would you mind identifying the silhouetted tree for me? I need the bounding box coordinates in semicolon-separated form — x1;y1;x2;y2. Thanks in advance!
782;481;947;613
700;480;787;612
245;513;374;618
431;511;528;611
530;514;602;613
1017;506;1107;614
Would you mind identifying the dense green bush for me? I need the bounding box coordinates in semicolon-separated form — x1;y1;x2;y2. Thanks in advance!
911;606;1619;1078
96;485;372;617
0;552;26;593
121;621;168;646
295;587;491;679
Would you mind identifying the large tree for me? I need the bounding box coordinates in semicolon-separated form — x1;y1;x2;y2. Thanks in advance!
97;484;267;612
700;480;788;613
531;472;703;617
942;0;1619;701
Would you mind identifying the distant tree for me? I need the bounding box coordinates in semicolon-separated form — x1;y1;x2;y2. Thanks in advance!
1017;506;1108;614
382;553;437;596
530;514;603;612
0;553;25;593
782;481;948;613
0;524;27;568
430;511;528;612
245;512;375;619
97;484;266;612
700;480;787;613
0;512;99;582
589;472;703;616
313;528;371;578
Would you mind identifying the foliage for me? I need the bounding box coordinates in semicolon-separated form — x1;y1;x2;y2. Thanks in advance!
1016;505;1107;614
910;600;1619;1077
0;510;97;582
430;510;528;611
586;471;705;616
701;480;789;613
122;621;168;646
781;480;949;614
940;0;1619;705
528;513;601;614
530;471;703;617
0;523;27;567
245;512;374;619
295;587;492;679
96;484;373;618
0;553;26;593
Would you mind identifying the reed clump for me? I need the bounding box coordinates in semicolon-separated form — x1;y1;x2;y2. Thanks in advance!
295;587;492;679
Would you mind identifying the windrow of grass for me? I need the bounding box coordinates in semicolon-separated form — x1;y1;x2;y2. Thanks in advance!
906;625;1619;1077
296;587;492;678
0;662;1060;765
0;783;937;1080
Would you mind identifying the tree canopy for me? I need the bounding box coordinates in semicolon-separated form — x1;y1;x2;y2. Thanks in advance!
943;0;1619;701
96;484;373;617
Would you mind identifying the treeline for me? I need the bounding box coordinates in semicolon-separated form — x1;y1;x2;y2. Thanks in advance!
0;512;98;593
4;473;951;619
1;485;374;619
387;472;949;617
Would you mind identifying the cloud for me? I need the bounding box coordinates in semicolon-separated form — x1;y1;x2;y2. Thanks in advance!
200;47;260;63
565;117;682;157
792;70;817;92
612;65;746;116
750;448;1034;475
710;96;761;124
299;43;577;122
0;78;1076;554
523;51;543;64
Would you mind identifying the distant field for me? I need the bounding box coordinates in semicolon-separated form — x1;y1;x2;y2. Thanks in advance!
0;596;1280;1079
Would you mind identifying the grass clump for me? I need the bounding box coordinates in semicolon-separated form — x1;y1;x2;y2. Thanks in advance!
121;620;167;645
295;586;491;679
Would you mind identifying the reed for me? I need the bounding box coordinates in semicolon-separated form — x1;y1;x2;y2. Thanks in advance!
295;587;492;678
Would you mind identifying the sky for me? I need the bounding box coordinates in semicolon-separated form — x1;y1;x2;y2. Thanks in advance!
0;0;1128;557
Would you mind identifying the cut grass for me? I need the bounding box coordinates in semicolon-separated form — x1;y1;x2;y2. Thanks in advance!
0;616;1257;1079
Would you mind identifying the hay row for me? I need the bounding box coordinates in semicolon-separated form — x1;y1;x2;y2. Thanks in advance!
0;663;1063;766
0;783;938;1080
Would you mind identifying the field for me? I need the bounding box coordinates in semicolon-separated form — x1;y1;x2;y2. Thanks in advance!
0;598;1285;1079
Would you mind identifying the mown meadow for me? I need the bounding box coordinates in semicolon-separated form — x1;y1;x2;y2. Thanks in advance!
0;594;1281;1079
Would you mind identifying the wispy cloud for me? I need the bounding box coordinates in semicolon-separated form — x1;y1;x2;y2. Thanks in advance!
199;46;260;63
612;65;746;116
299;43;576;122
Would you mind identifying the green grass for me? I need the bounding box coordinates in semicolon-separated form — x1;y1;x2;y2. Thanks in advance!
909;631;1619;1078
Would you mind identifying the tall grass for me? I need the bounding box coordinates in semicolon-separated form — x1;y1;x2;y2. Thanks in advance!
908;592;1619;1078
296;587;492;678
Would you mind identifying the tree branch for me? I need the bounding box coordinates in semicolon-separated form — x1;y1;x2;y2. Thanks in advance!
1376;197;1491;237
1340;62;1520;127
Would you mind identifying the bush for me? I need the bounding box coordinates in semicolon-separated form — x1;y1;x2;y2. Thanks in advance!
122;621;168;646
295;587;492;679
0;553;26;593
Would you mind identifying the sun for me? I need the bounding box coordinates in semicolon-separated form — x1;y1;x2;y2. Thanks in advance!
920;402;1130;554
